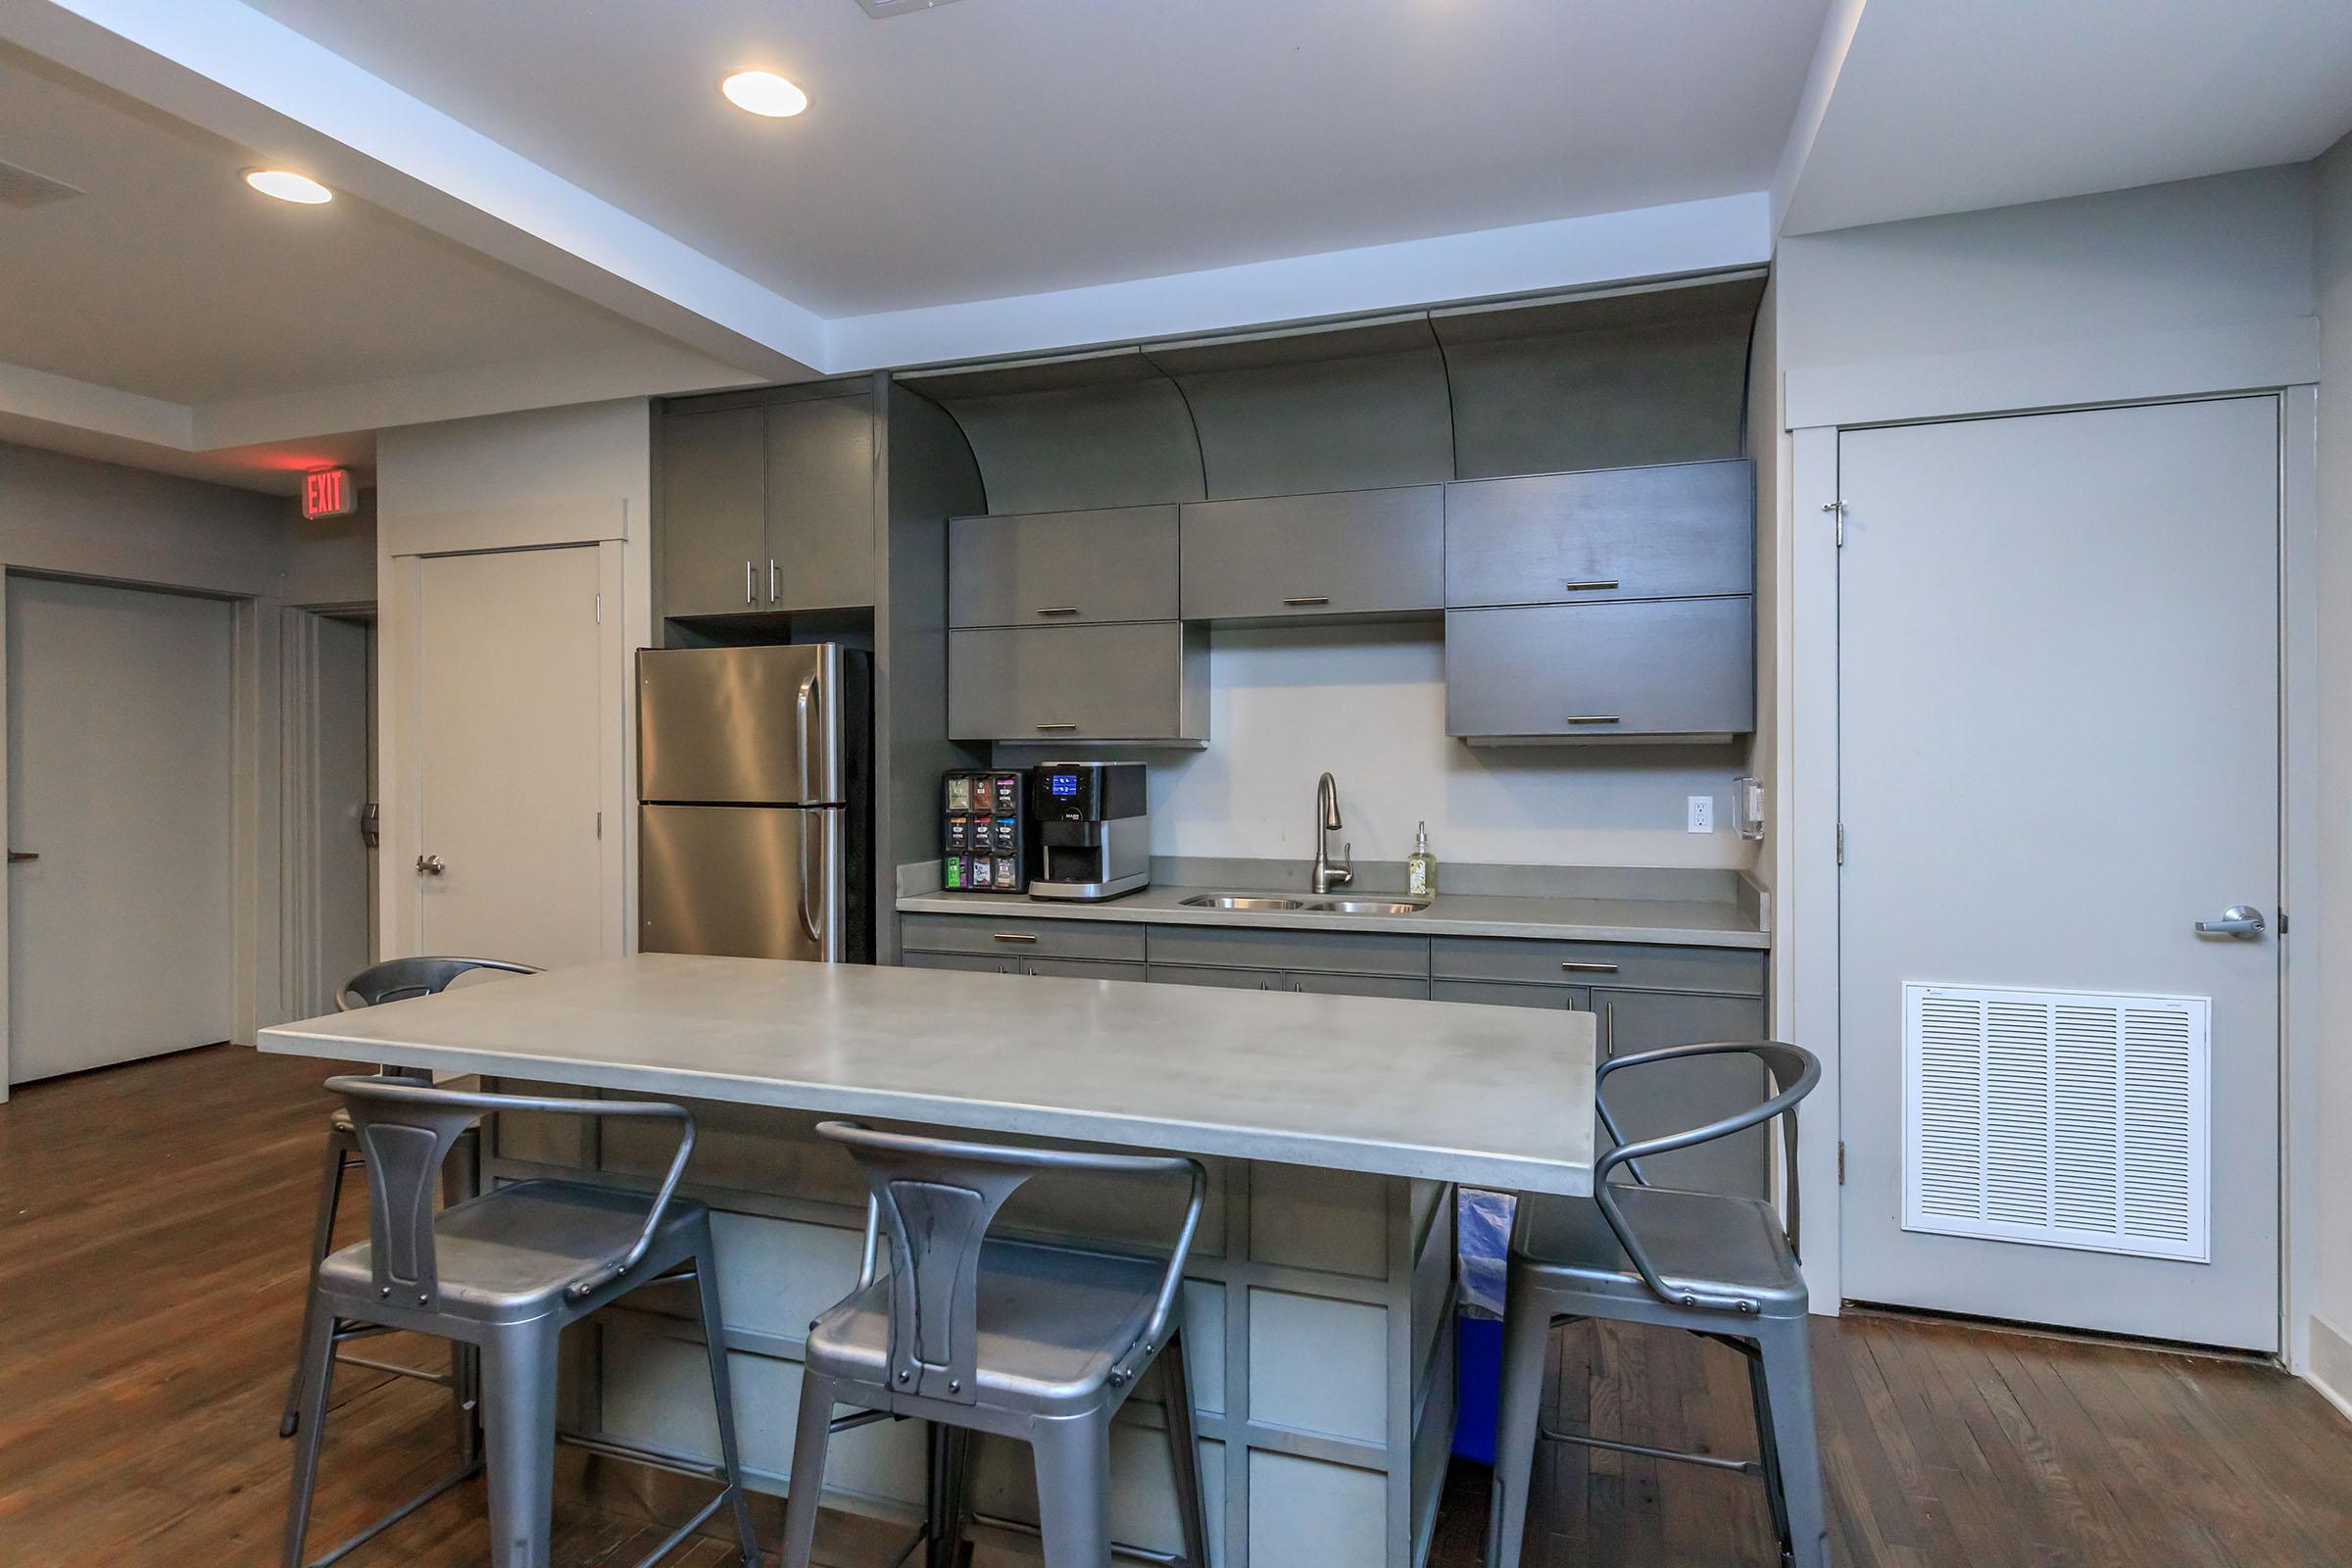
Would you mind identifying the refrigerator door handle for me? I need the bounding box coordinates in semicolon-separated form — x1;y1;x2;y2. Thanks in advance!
799;808;824;954
796;672;818;805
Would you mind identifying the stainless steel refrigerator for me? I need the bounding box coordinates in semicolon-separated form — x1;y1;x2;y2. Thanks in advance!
637;644;870;962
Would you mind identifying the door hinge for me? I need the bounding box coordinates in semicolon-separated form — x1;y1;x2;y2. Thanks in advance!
2278;906;2288;935
1823;499;1846;547
1838;1141;1846;1184
1836;823;1845;864
596;810;604;840
594;593;603;622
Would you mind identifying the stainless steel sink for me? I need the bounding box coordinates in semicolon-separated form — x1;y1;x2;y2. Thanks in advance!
1304;899;1430;915
1178;894;1307;911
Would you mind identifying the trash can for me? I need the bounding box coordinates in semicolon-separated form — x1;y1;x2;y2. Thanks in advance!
1453;1188;1515;1465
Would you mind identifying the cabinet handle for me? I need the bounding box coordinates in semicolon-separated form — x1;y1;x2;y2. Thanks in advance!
769;560;780;604
745;560;756;605
1036;606;1080;616
992;932;1039;944
1035;722;1078;732
1559;960;1619;973
1564;715;1621;725
1562;579;1620;592
1281;596;1331;607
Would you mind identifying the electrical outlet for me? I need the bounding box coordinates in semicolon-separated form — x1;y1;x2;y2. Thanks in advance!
1687;795;1714;833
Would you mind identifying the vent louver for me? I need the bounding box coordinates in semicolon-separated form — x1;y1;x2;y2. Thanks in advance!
854;0;967;16
0;159;84;210
1902;982;2207;1262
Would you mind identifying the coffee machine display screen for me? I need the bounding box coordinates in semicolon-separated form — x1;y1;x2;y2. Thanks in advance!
1047;773;1079;798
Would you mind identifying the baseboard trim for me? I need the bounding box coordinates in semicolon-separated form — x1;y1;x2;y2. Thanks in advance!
2305;1314;2352;1425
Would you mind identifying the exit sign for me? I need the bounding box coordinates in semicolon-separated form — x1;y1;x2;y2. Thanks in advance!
302;467;357;520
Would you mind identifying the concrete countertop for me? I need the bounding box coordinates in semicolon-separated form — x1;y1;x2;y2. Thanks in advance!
898;882;1769;949
259;954;1596;1196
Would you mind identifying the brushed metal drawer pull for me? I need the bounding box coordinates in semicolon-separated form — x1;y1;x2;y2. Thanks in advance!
993;932;1039;944
1035;607;1080;615
1564;715;1621;725
1562;579;1620;592
1560;960;1619;973
1035;722;1078;731
1281;595;1332;607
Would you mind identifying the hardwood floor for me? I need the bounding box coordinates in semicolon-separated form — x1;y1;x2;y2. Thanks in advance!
4;1045;2349;1567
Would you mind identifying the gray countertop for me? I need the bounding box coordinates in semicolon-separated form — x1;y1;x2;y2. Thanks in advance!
898;882;1768;949
259;954;1595;1195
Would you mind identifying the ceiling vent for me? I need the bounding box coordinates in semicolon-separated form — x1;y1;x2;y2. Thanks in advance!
854;0;967;16
0;159;84;210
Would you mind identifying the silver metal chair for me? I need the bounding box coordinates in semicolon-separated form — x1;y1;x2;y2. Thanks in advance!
1487;1042;1827;1568
282;1075;761;1568
279;956;539;1440
779;1120;1211;1568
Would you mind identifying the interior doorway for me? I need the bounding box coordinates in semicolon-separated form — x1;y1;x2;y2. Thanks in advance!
6;572;236;1084
283;605;377;1018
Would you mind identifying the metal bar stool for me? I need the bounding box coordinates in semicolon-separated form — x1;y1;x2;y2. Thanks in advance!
1487;1042;1827;1568
281;1075;761;1568
778;1120;1211;1568
279;956;539;1440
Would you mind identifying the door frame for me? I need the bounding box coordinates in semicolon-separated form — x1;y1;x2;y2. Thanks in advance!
1783;384;2320;1370
278;601;376;1020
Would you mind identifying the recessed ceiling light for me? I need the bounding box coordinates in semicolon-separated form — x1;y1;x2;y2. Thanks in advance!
243;169;333;205
721;70;808;118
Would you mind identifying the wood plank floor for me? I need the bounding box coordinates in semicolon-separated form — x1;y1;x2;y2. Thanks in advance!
5;1044;2349;1567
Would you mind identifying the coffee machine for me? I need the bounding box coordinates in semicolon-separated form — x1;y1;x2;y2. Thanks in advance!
1026;761;1150;902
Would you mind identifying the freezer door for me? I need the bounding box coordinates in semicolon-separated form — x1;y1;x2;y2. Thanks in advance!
639;805;843;960
638;644;844;805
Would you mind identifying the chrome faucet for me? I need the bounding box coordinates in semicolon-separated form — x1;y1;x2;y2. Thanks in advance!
1312;772;1354;895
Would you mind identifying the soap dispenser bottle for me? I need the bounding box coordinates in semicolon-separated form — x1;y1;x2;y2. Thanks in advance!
1406;821;1438;901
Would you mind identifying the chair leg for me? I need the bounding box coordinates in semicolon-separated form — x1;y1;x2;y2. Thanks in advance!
1485;1291;1556;1568
1029;1415;1113;1568
693;1240;763;1567
1158;1332;1211;1568
925;1423;958;1568
281;1139;351;1439
1755;1315;1830;1568
280;1305;339;1568
777;1372;838;1568
479;1326;562;1568
1745;1348;1794;1563
942;1426;975;1567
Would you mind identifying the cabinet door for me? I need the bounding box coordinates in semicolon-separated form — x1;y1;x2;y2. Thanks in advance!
1445;598;1753;740
1446;461;1752;608
660;407;764;617
1594;989;1769;1199
1149;964;1280;990
1023;957;1150;982
901;950;1019;974
1180;486;1444;621
1288;972;1429;1001
949;623;1206;742
950;507;1178;627
1429;980;1591;1011
765;393;875;611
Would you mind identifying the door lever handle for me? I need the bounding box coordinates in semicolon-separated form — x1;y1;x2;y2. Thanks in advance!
416;854;447;876
2194;906;2265;939
7;851;36;863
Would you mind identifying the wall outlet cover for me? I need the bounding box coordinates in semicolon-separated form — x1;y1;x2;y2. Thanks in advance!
1687;795;1714;833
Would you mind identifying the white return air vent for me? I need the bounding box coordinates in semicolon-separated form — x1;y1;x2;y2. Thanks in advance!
1902;982;2208;1262
0;158;84;210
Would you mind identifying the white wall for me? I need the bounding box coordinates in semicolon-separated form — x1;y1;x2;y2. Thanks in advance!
2311;131;2352;1413
1135;623;1749;870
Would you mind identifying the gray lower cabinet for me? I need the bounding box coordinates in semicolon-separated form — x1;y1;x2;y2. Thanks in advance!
949;622;1208;743
901;950;1019;975
950;506;1179;627
1148;963;1426;999
1179;486;1444;621
659;406;766;617
1445;598;1754;741
1429;979;1592;1011
1595;988;1769;1199
1446;460;1754;609
1148;963;1278;991
764;392;875;612
900;950;1144;982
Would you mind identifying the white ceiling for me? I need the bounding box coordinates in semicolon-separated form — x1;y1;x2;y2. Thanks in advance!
1779;0;2352;235
235;0;1834;318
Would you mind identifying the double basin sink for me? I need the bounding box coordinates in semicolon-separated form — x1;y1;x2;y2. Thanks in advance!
1178;893;1429;916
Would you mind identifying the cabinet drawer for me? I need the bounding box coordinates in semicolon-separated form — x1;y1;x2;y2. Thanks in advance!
900;913;1147;962
950;506;1178;628
949;623;1207;742
1431;938;1763;996
1023;957;1149;983
1446;461;1752;608
1286;972;1429;1001
1430;979;1592;1011
1180;487;1443;621
900;950;1018;975
1146;924;1428;978
1148;964;1278;991
1445;598;1754;740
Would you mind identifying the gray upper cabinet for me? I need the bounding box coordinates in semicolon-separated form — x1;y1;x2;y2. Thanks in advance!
949;622;1208;743
659;407;766;617
1446;598;1754;741
1446;460;1753;608
950;506;1179;628
764;393;876;612
1180;486;1445;621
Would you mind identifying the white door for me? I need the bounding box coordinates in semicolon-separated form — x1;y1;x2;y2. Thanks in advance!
1838;397;2281;1350
312;613;373;1004
408;547;606;968
6;575;234;1082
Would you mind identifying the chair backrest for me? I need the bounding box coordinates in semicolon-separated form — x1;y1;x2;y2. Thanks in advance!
816;1120;1206;1404
337;956;539;1011
324;1075;696;1311
1592;1041;1820;1315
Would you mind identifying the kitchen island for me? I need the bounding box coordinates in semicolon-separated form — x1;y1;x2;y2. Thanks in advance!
260;954;1593;1568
